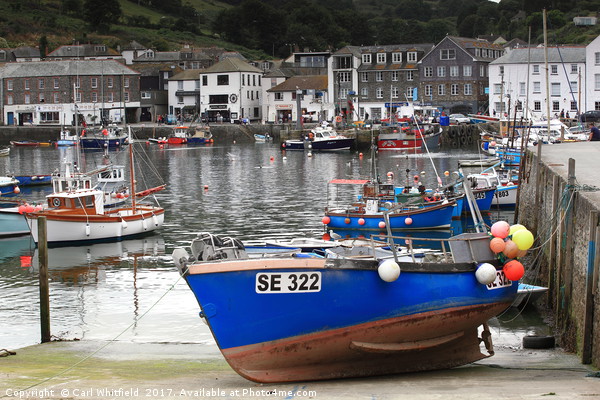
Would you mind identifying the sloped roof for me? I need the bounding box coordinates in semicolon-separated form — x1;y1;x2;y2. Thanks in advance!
129;63;184;76
12;46;40;58
47;44;120;58
170;69;204;80
490;46;586;64
267;75;327;92
203;57;262;73
1;59;139;77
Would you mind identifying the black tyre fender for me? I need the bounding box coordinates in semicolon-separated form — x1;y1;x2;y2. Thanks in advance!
523;335;555;349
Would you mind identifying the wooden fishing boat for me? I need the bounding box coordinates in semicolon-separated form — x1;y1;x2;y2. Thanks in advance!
25;127;165;245
173;229;519;383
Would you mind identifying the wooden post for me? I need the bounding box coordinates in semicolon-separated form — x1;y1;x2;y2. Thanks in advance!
582;210;598;364
38;216;50;343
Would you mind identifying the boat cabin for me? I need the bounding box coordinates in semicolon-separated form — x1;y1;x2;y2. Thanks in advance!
97;166;125;183
46;189;105;215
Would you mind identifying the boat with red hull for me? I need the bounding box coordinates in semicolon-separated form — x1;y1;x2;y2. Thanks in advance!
377;122;441;151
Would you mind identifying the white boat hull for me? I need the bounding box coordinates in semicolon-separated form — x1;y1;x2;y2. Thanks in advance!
492;184;518;207
27;207;164;244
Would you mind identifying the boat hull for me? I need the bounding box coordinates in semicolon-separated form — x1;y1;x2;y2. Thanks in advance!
26;206;164;244
377;130;440;151
463;187;496;213
80;137;127;149
326;202;455;230
0;209;30;237
492;185;517;207
14;175;52;186
182;257;517;382
284;138;354;151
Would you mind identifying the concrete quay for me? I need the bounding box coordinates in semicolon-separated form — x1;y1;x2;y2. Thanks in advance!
0;339;598;400
517;141;600;369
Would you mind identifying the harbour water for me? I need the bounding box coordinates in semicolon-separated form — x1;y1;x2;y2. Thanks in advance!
0;138;548;351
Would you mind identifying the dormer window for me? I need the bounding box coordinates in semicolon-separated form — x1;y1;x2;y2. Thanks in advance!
377;53;386;64
392;52;402;63
362;54;371;64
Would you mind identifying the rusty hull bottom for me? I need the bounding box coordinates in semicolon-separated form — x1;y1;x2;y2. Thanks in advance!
222;302;509;383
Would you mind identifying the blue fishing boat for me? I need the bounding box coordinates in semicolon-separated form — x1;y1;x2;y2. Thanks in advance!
0;176;20;196
13;175;52;186
324;179;456;230
461;185;496;213
173;230;519;383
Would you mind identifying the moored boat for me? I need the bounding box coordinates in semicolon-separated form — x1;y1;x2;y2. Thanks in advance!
283;122;354;151
167;126;189;145
0;206;31;237
187;125;213;145
173;230;520;383
0;176;20;196
377;121;441;151
79;124;128;149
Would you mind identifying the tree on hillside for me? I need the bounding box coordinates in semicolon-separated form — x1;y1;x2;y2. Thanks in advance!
83;0;122;33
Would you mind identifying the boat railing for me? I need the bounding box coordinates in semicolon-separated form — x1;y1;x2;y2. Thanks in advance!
369;232;495;265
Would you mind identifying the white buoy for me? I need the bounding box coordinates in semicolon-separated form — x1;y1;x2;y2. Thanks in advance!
378;260;401;282
475;263;497;285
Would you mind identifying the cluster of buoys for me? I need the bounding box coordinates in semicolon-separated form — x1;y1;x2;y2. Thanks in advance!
485;221;534;282
17;203;43;214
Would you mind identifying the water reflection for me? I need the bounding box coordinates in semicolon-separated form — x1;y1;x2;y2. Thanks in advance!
0;141;539;350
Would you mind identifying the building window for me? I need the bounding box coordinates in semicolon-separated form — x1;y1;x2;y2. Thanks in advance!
274;92;283;101
392;52;402;63
25;79;30;90
519;82;526;96
499;66;504;75
91;92;98;102
449;66;458;77
493;84;502;95
377;53;386;64
39;93;45;102
451;84;459;95
217;75;229;85
551;65;558;75
571;64;578;73
6;80;12;91
552;101;560;112
338;72;351;82
406;87;414;98
391;71;399;81
533;65;540;74
337;56;352;69
551;82;560;96
25;94;31;104
571;101;577;111
53;78;59;89
533;82;541;93
480;65;486;77
362;54;371;64
376;71;383;82
534;101;541;111
424;67;433;77
141;91;151;99
406;71;414;81
392;86;399;98
438;84;445;96
108;93;114;102
595;74;600;90
124;92;129;102
107;77;113;88
54;93;59;103
437;66;445;77
91;77;98;88
177;96;183;104
202;76;207;86
75;92;81;102
242;74;245;86
463;65;472;77
425;85;432;97
464;84;472;95
124;77;130;88
75;77;80;88
177;81;183;90
376;87;383;99
360;87;368;97
595;52;600;65
570;81;578;92
407;52;417;62
440;49;456;60
339;88;349;99
7;94;13;104
361;72;368;82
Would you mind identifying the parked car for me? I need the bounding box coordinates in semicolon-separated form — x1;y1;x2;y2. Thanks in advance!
580;111;600;123
165;114;178;125
449;114;471;124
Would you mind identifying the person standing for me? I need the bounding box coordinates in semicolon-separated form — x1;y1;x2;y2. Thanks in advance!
589;123;600;141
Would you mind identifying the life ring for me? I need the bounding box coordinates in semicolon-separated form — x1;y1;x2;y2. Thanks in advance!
335;116;342;123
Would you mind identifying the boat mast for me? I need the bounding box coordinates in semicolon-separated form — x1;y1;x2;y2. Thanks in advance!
128;126;136;212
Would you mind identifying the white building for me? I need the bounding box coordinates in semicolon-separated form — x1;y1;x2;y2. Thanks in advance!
198;58;262;123
167;69;202;121
585;35;600;112
264;75;329;124
488;46;586;119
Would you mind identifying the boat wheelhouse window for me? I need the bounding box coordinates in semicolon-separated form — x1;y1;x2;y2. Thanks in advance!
80;195;95;208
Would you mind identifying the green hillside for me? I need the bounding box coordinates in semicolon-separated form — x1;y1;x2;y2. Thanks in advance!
0;0;598;60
